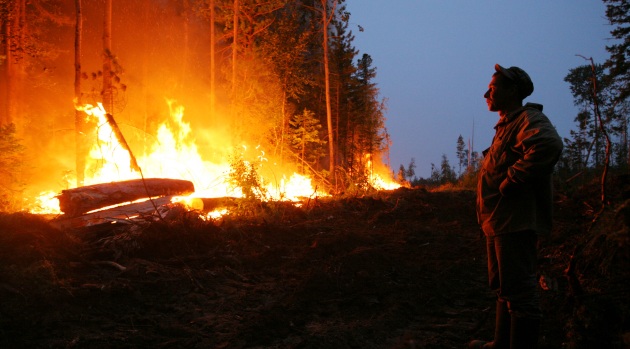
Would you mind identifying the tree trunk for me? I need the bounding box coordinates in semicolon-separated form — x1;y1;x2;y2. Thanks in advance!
102;0;113;114
321;0;336;184
142;0;150;155
181;0;189;93
210;0;216;119
0;2;12;125
13;0;26;124
75;0;86;186
58;178;195;217
280;90;286;165
232;0;239;94
0;0;25;125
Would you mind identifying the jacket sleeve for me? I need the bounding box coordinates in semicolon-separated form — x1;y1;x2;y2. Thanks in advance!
503;111;564;188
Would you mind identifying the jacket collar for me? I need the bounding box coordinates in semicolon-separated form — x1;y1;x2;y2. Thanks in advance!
494;102;543;128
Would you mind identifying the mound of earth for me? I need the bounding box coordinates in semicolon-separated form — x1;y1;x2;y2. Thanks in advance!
0;184;628;348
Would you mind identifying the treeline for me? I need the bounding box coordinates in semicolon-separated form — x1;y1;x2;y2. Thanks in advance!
399;0;630;191
0;0;390;209
396;134;480;189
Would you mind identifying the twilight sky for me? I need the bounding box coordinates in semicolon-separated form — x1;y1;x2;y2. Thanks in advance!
346;1;612;178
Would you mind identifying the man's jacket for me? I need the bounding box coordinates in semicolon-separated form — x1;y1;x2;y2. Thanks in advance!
477;103;563;237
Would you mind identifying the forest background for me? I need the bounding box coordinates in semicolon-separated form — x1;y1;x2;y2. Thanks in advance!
1;0;630;212
0;0;391;211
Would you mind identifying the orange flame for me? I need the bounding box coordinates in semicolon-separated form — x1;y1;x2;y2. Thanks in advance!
33;100;342;215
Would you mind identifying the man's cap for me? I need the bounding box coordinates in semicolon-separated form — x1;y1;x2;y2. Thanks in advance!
494;64;534;99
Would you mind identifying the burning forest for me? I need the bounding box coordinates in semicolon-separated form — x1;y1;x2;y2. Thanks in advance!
1;0;398;215
1;1;630;348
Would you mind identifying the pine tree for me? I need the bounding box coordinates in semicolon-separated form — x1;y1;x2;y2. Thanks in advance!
0;123;25;210
456;135;467;175
564;64;617;169
439;154;456;184
289;108;326;173
405;158;416;180
397;164;406;183
604;0;630;101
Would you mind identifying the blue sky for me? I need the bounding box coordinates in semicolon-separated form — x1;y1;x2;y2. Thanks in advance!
346;1;612;178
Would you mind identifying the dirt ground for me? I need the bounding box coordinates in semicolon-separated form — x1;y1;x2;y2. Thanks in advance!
0;181;628;348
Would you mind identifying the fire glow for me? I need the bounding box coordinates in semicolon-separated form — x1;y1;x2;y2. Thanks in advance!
32;101;399;218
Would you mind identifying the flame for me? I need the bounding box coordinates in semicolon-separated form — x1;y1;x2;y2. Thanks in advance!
33;100;337;215
28;190;60;215
32;101;400;216
366;154;401;191
77;102;139;183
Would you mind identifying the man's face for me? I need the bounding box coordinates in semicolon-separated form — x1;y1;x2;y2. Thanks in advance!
484;74;516;113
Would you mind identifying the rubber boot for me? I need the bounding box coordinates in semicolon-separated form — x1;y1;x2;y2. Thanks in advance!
510;316;540;349
468;300;511;349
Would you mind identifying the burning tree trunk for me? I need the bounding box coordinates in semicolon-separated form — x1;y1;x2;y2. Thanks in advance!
0;2;12;125
58;178;195;217
231;0;239;94
75;0;86;186
210;0;216;118
0;0;26;125
102;0;113;113
321;0;336;183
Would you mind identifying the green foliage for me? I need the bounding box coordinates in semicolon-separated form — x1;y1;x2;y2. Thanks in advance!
227;152;267;201
0;123;26;211
289;108;326;173
396;158;416;185
337;166;378;197
457;163;480;189
456;135;468;175
440;154;457;184
563;60;629;172
603;0;630;101
397;164;406;183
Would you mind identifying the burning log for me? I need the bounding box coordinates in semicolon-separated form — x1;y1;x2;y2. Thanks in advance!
51;195;174;230
58;178;194;217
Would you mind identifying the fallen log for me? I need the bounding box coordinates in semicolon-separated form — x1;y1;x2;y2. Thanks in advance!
183;197;241;212
58;178;194;217
51;196;173;230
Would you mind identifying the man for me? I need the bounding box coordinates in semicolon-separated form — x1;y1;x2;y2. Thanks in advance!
470;64;563;349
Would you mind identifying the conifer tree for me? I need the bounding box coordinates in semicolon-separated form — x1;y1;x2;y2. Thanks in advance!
456;135;467;175
289;108;326;173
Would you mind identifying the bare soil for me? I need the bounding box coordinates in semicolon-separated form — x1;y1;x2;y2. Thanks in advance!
0;183;628;348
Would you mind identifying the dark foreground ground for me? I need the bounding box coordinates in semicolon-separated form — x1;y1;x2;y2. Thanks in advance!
0;181;628;348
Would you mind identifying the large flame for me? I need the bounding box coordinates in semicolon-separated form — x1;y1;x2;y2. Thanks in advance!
32;101;399;216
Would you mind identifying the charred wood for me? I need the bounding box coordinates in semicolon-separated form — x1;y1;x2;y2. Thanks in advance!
58;178;194;217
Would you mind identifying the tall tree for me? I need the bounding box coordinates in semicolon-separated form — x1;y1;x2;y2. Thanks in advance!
564;64;615;168
0;123;24;210
0;0;26;125
351;53;387;172
75;0;86;186
209;0;216;117
563;110;592;173
439;154;456;184
328;3;357;168
603;0;630;101
0;0;14;125
102;0;113;113
603;0;630;168
456;134;467;175
289;108;325;173
231;0;238;93
259;1;314;163
321;0;336;181
405;157;416;181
